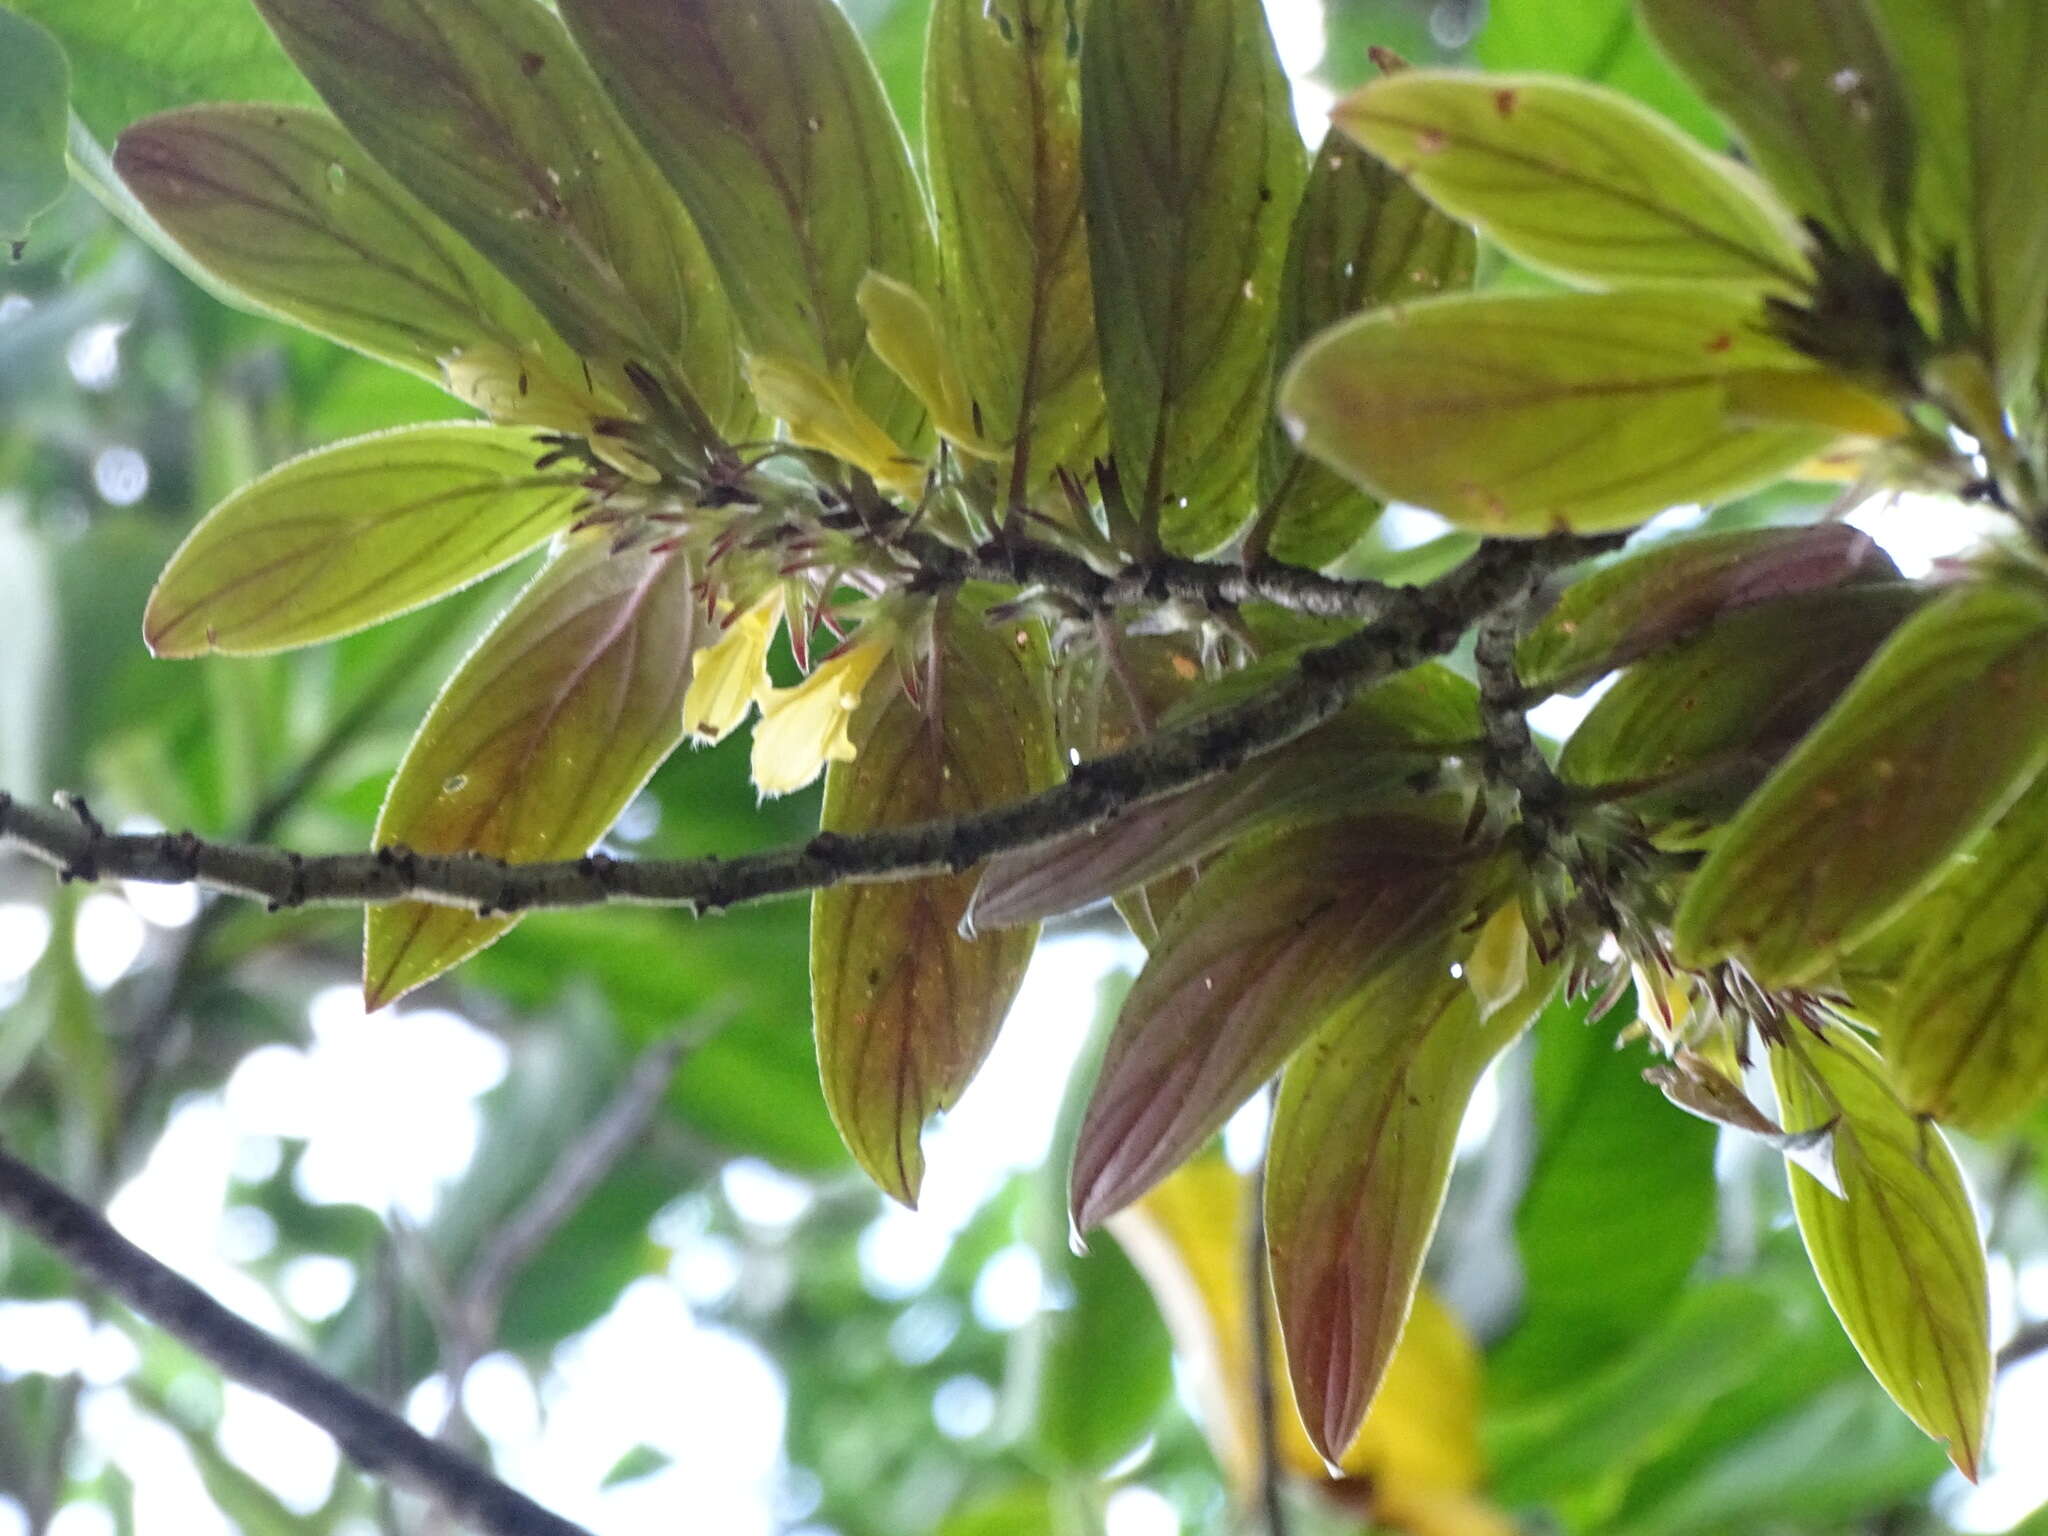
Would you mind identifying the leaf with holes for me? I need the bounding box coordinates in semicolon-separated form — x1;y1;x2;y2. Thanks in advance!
1333;70;1807;291
0;10;70;246
1082;0;1307;553
971;662;1478;930
1887;772;2048;1132
1280;289;1834;534
1266;946;1537;1463
560;0;935;447
365;533;702;1009
1069;809;1498;1231
1674;576;2048;986
1771;1028;1991;1478
252;0;752;437
145;425;582;657
116;106;588;400
926;0;1103;481
1520;523;1897;693
1638;0;1914;263
1254;125;1476;567
811;604;1058;1205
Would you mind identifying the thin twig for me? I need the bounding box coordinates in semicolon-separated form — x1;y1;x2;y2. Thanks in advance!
0;1143;595;1536
1998;1318;2048;1374
1244;1149;1289;1536
0;536;1615;920
439;1028;704;1438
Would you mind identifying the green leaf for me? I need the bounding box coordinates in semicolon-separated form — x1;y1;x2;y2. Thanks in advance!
115;106;587;399
1559;582;1924;836
1638;0;1914;263
1607;1380;1950;1536
1030;1237;1175;1471
811;606;1057;1204
1254;125;1476;568
1886;772;2048;1131
1519;523;1896;693
1489;997;1717;1399
1071;810;1496;1231
1280;289;1834;535
1081;0;1307;554
1863;0;2048;390
252;0;753;437
6;0;314;141
1265;949;1531;1462
1675;575;2048;986
1489;1281;1790;1521
972;662;1478;929
1477;0;1719;142
925;0;1103;482
559;0;936;446
1333;70;1807;291
143;425;581;657
1771;1027;1991;1478
365;533;702;1007
0;10;70;246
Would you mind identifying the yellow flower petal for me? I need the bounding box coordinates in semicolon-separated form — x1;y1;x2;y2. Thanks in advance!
745;354;926;499
750;630;894;796
684;592;782;744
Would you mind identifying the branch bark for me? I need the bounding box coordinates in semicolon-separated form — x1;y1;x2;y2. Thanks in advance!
0;536;1614;919
0;1143;595;1536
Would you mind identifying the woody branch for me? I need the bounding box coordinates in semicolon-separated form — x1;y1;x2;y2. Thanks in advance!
0;535;1615;917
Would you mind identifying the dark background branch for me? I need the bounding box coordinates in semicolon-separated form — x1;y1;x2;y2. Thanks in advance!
0;1143;596;1536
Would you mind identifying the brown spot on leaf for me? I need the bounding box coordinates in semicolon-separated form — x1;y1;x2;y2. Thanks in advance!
1494;88;1518;117
521;51;546;76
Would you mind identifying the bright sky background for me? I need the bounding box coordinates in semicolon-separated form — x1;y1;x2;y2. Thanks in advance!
3;2;2048;1532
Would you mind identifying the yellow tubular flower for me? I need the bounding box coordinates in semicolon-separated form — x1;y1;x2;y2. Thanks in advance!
744;355;926;500
750;627;895;797
683;591;783;745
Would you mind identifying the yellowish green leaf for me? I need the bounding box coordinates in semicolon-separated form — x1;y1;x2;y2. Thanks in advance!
812;606;1059;1204
1771;1028;1991;1478
1332;70;1807;292
1266;951;1534;1462
1887;772;2048;1132
365;534;701;1008
1674;576;2048;986
1255;126;1476;568
1863;0;2048;390
1638;0;1914;262
145;425;581;657
1280;289;1834;534
559;0;936;447
925;0;1104;483
252;0;752;438
1559;583;1923;837
1081;0;1307;554
115;106;591;402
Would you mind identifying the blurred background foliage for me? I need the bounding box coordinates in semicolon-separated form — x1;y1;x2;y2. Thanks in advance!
2;1;2048;1535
